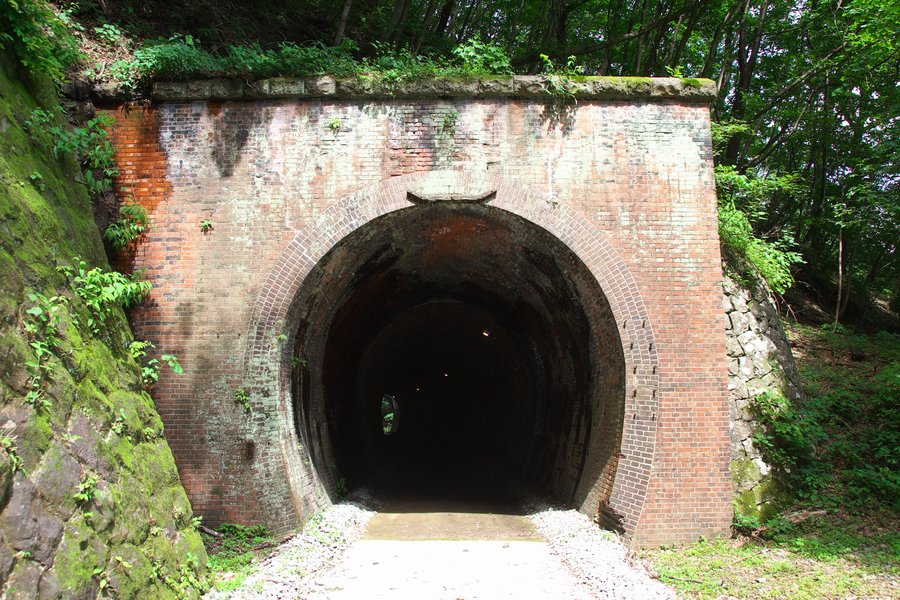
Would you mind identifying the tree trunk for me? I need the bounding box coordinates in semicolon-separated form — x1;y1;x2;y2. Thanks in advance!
434;0;455;37
333;0;354;44
382;0;411;43
835;225;843;323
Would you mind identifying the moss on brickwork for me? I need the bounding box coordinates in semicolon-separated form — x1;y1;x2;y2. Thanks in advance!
0;53;208;596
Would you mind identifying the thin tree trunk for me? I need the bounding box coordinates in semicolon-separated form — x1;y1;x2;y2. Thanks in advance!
412;0;440;51
333;0;354;44
835;225;843;323
382;0;411;43
434;0;455;37
455;0;481;42
508;0;527;45
629;0;647;75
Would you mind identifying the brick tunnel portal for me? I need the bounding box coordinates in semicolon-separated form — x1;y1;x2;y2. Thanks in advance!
291;202;626;510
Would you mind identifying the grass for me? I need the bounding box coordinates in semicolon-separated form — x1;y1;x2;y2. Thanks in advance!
643;509;899;599
200;523;274;591
642;323;900;599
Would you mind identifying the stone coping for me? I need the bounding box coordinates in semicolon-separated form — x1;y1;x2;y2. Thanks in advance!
149;75;716;103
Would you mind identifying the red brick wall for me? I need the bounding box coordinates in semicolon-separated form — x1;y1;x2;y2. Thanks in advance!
105;95;731;546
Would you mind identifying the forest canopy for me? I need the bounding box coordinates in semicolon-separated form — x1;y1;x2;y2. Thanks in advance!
3;0;898;327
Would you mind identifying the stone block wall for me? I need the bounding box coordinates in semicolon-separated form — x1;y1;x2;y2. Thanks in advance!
102;77;731;546
723;277;803;518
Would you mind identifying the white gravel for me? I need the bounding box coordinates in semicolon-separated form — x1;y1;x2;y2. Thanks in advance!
529;506;674;599
204;501;374;599
206;498;673;599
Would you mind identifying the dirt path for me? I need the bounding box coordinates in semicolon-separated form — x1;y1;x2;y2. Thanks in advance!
305;506;595;599
305;539;595;599
205;499;673;599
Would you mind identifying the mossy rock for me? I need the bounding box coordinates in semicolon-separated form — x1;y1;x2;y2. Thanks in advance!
51;515;107;598
732;455;791;522
18;410;53;470
0;450;13;509
0;50;209;595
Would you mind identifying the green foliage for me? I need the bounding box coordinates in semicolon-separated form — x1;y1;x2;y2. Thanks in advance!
716;165;804;293
108;34;519;89
104;202;150;251
110;409;127;435
202;523;272;574
233;388;251;413
753;325;900;511
58;258;152;334
28;170;44;190
93;23;123;47
0;0;80;82
538;53;584;99
750;391;819;478
114;36;360;85
131;341;183;387
23;292;67;411
451;37;512;75
153;551;210;597
794;326;900;508
26;109;119;197
199;219;213;232
73;472;97;503
1;435;24;473
647;510;899;599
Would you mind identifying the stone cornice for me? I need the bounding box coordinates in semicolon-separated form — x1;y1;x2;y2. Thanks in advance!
146;75;716;103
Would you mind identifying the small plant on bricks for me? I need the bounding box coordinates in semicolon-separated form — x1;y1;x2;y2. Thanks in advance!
234;388;251;413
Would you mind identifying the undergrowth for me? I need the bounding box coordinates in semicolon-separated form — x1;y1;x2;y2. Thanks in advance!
201;523;273;580
645;323;899;598
103;35;514;91
716;165;804;295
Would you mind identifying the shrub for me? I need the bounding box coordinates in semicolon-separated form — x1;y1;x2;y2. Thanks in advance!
0;0;80;82
451;37;512;75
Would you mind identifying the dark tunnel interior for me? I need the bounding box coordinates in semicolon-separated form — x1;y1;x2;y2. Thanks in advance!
290;203;625;511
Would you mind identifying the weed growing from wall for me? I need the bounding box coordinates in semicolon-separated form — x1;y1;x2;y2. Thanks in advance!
73;472;98;504
58;258;152;334
26;108;120;198
129;340;183;387
234;388;251;413
23;292;67;410
104;201;150;251
0;429;24;473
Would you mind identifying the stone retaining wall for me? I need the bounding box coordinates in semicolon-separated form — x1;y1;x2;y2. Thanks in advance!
723;276;802;519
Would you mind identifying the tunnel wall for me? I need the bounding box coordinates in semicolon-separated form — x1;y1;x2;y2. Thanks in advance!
104;79;730;546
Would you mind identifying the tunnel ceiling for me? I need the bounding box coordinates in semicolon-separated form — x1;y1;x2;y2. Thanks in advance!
289;202;626;507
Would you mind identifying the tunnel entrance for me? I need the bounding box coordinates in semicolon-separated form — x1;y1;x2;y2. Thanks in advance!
290;202;625;511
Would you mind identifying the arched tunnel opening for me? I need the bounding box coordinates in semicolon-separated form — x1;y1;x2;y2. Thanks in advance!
290;203;625;513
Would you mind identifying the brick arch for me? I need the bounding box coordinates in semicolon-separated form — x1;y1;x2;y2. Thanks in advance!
243;170;660;536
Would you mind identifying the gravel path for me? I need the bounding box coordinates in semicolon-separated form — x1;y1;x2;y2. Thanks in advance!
529;507;674;599
205;500;673;599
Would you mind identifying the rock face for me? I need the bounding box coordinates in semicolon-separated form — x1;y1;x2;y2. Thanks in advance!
0;56;208;597
723;276;803;520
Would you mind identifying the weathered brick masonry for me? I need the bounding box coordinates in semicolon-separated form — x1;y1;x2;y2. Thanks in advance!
105;76;730;546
